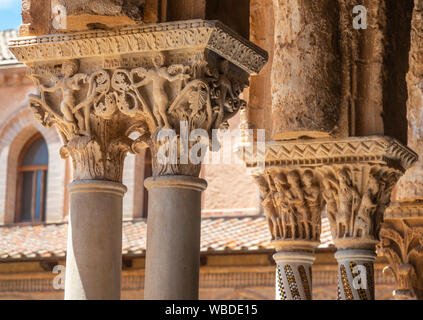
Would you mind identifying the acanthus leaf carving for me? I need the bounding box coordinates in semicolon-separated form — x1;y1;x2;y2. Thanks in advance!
27;52;250;180
378;219;423;300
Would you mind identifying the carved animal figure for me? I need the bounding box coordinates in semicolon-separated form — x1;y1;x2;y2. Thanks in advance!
213;60;236;128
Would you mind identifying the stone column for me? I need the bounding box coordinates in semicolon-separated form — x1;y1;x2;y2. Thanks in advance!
144;176;207;300
315;138;416;300
250;156;326;300
335;249;376;300
271;0;343;140
66;180;127;299
9;21;267;300
379;0;423;300
244;136;416;300
273;242;316;300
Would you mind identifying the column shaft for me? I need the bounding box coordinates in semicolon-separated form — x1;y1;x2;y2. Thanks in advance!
335;249;376;300
144;176;207;300
274;251;315;300
65;180;127;300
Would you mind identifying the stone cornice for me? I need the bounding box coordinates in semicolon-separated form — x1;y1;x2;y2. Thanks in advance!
8;20;268;75
243;136;418;171
385;202;423;219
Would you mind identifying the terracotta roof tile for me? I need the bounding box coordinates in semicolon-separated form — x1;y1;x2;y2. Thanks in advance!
0;216;334;260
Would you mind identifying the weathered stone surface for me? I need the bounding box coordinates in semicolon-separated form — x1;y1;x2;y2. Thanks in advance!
166;0;250;39
20;0;159;35
338;0;387;137
247;0;274;141
20;0;51;36
393;0;423;202
51;0;150;32
379;205;423;299
271;0;342;140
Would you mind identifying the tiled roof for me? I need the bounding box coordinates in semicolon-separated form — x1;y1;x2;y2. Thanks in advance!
0;216;334;261
0;30;18;65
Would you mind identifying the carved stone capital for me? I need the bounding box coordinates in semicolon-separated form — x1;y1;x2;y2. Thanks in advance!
245;136;417;250
8;20;268;75
378;203;423;300
9;20;268;180
254;169;324;244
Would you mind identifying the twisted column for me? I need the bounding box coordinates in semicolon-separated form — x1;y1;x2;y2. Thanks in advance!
335;249;376;300
273;243;316;300
244;136;416;300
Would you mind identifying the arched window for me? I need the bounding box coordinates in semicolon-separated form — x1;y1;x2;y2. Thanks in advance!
15;134;48;223
142;148;152;218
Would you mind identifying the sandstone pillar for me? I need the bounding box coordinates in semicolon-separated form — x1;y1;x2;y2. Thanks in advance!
9;21;267;300
378;0;423;300
271;0;343;140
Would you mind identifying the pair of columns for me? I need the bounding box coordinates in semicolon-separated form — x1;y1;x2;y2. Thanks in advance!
245;137;417;300
242;0;423;300
9;20;268;299
65;176;206;299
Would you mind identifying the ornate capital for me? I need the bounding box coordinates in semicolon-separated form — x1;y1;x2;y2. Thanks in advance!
319;164;401;250
254;169;324;245
8;20;268;75
10;20;268;180
378;203;423;300
246;136;417;250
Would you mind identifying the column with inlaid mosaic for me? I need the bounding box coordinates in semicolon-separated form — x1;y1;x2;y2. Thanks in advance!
243;136;416;300
335;249;376;300
274;249;314;300
315;140;417;300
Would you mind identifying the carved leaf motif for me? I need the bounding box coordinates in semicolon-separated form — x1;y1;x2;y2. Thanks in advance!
111;70;143;117
380;228;404;250
168;79;213;131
